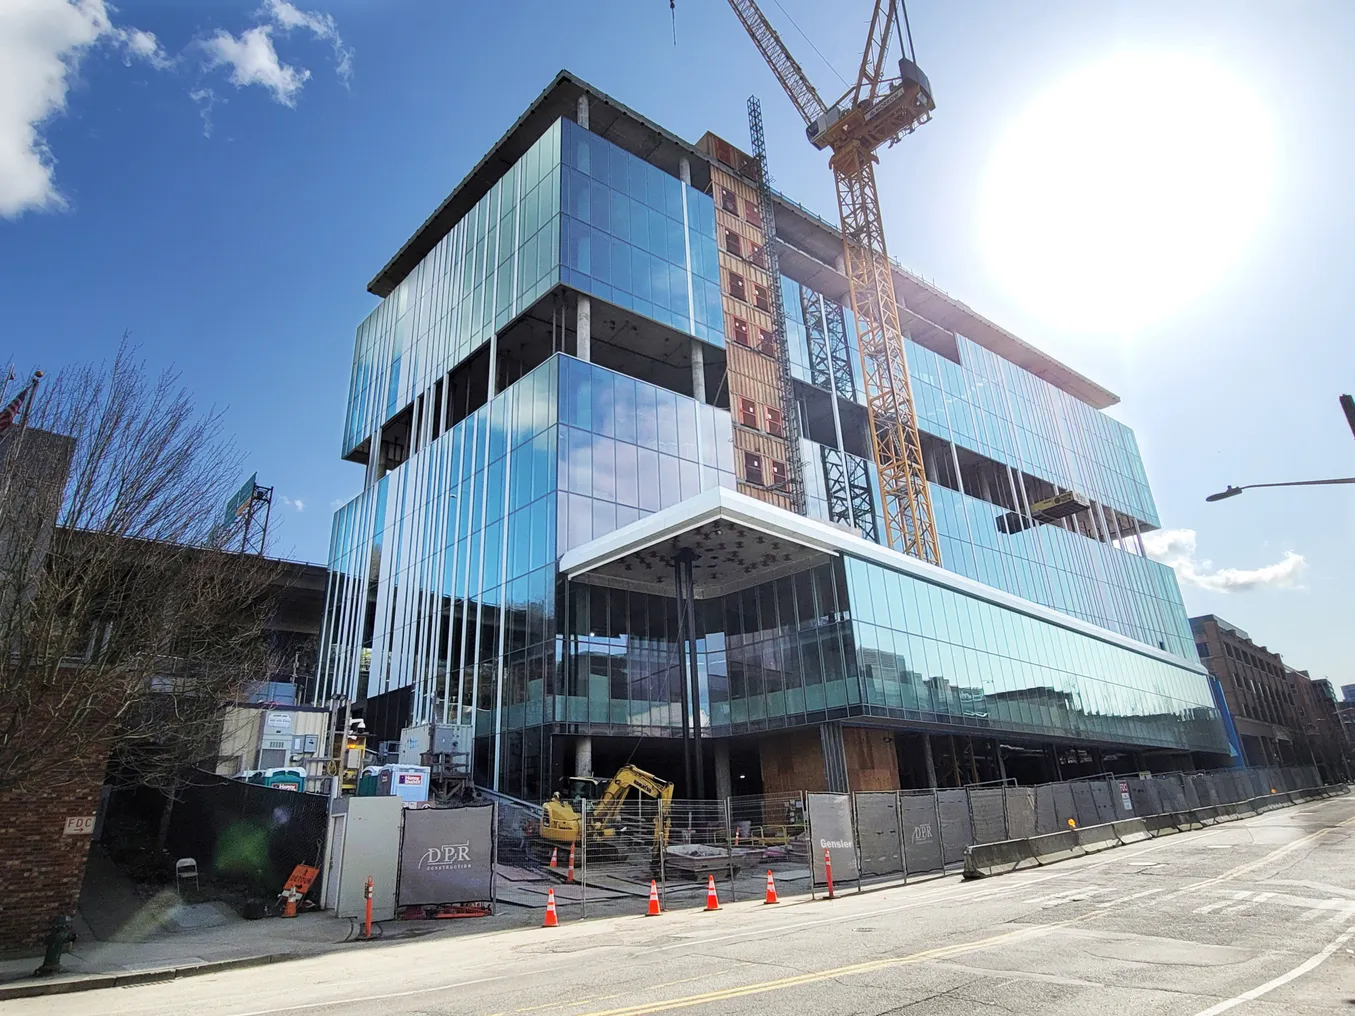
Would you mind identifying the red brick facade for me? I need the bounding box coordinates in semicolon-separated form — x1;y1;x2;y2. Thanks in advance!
0;757;106;948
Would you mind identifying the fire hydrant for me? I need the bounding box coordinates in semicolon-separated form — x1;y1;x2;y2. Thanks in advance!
34;915;77;976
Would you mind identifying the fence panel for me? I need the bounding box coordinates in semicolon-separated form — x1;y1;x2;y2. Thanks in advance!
1181;775;1202;810
900;792;943;875
855;792;904;877
937;789;973;866
807;793;858;887
1070;782;1099;827
1004;787;1037;839
1051;783;1077;828
1089;781;1117;824
659;799;733;910
968;788;1008;845
1128;776;1161;816
1035;784;1059;834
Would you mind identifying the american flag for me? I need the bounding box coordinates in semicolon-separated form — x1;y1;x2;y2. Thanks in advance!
0;380;35;435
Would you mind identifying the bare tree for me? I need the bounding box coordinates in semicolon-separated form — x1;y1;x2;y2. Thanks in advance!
0;342;280;806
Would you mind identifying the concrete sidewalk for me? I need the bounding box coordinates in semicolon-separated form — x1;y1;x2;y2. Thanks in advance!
0;911;344;1000
0;888;650;1000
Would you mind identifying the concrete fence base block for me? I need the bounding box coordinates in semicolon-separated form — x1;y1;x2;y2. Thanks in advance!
958;779;1345;883
963;837;1038;879
1111;818;1150;844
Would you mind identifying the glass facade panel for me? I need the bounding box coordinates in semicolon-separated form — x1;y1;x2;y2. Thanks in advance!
841;556;1226;754
559;120;722;347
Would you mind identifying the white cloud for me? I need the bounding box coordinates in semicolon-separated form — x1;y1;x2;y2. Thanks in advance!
202;25;308;107
263;0;351;82
0;0;172;218
200;1;351;108
114;26;171;69
188;87;220;137
282;496;305;513
1142;528;1305;593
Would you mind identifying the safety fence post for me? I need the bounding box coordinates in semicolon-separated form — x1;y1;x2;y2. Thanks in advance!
895;789;909;885
933;789;947;874
725;796;737;902
852;792;863;894
581;799;588;919
804;790;815;901
659;796;668;910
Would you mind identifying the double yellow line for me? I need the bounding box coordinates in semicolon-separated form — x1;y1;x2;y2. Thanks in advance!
568;921;1071;1016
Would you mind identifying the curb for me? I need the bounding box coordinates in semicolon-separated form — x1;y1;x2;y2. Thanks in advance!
0;952;296;1001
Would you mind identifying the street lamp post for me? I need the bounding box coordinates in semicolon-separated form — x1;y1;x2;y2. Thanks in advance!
1205;477;1355;502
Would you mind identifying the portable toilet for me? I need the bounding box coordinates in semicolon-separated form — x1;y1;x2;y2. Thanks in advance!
377;764;430;805
356;765;383;797
258;767;306;792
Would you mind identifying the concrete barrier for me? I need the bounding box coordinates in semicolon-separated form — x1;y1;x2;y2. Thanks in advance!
1143;813;1179;837
960;779;1343;881
962;837;1037;879
1027;829;1085;865
1074;823;1119;854
1111;818;1150;844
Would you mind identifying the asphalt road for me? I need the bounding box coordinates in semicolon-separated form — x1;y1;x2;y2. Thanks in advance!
19;794;1355;1016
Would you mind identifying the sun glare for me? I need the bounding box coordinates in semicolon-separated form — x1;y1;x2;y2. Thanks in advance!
979;52;1275;333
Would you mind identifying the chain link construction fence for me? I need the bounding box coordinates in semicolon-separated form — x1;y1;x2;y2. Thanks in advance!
481;764;1337;915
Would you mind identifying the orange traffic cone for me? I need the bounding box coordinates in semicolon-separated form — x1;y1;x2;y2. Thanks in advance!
543;888;560;927
549;847;558;869
567;843;576;883
704;874;720;911
764;870;779;905
647;880;662;916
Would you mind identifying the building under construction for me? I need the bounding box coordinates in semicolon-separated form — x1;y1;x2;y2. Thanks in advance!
315;66;1232;799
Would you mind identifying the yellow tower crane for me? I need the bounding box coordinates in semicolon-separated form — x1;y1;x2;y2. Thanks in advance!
727;0;941;564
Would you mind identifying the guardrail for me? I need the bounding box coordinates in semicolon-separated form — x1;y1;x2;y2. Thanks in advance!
962;784;1350;879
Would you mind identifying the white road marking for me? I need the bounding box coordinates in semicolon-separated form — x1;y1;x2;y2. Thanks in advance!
1096;886;1167;908
1325;901;1355;925
1221;891;1272;914
1190;925;1355;1016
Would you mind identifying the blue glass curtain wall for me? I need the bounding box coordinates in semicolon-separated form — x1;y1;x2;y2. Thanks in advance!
319;356;560;744
556;355;736;554
343;121;564;458
559;119;723;346
845;557;1226;754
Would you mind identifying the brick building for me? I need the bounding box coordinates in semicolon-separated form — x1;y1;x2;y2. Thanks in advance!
1191;614;1348;776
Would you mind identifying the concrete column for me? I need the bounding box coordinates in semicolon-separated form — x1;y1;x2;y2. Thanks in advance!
575;736;593;778
691;341;706;402
679;156;691;186
576;94;589;130
922;734;938;788
576;294;591;362
714;739;732;801
994;739;1008;783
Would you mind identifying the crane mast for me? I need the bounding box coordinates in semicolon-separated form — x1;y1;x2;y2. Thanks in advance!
726;0;942;565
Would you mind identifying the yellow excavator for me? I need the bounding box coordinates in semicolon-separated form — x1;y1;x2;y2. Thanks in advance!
540;764;673;859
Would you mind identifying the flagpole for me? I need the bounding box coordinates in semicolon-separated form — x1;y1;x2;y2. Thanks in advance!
16;370;42;432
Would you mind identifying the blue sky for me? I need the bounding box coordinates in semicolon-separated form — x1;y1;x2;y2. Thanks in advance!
3;1;1352;689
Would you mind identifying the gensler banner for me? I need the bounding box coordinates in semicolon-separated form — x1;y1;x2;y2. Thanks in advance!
807;792;859;886
398;804;494;906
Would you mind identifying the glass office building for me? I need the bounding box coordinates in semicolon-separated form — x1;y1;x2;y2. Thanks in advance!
317;73;1230;800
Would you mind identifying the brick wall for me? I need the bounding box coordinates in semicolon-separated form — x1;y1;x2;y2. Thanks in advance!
0;756;106;948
